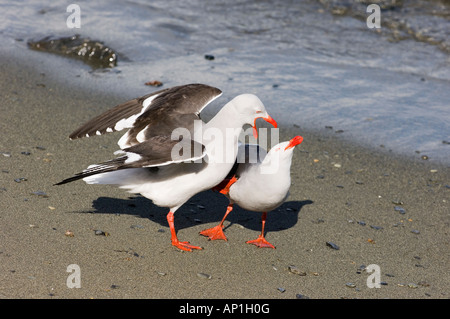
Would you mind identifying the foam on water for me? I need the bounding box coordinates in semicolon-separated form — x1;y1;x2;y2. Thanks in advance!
1;0;449;163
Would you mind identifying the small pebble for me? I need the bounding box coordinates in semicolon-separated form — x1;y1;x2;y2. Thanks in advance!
204;54;215;60
94;230;110;236
394;206;406;214
288;265;307;276
21;151;31;156
326;241;340;250
31;190;48;198
64;230;74;237
345;282;356;288
411;229;420;234
144;80;163;87
2;152;11;157
421;155;429;160
14;177;27;183
197;273;212;279
295;293;310;299
357;221;366;226
130;224;144;230
370;225;383;230
356;265;366;274
277;287;286;293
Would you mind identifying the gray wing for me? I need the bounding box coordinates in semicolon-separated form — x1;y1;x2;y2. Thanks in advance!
57;84;222;185
55;135;206;185
68;83;222;149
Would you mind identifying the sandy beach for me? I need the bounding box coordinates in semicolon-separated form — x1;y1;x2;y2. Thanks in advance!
1;54;449;300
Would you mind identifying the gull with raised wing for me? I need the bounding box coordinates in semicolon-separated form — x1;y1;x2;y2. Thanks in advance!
56;84;277;251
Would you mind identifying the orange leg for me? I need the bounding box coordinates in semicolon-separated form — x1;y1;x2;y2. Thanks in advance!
246;212;275;249
200;204;233;241
167;211;202;251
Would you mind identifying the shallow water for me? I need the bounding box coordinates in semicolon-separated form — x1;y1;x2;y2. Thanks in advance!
1;0;449;163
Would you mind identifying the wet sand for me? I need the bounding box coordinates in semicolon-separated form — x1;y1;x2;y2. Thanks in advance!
0;54;449;300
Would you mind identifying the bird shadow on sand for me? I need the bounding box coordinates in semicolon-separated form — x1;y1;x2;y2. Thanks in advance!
85;190;313;234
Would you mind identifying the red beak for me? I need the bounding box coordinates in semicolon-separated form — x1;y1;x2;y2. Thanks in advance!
284;135;303;150
252;115;278;139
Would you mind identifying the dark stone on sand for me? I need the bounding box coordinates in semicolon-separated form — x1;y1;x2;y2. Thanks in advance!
28;34;118;69
394;206;406;214
326;241;340;250
31;190;48;198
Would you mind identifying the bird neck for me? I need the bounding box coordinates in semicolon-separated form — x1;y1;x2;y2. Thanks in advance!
205;100;242;130
259;153;293;178
199;101;244;165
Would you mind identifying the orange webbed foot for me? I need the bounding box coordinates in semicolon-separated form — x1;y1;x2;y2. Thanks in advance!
200;225;228;241
246;235;276;249
171;239;203;252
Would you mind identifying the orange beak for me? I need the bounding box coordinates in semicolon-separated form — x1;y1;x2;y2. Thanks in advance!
284;135;303;150
252;115;278;139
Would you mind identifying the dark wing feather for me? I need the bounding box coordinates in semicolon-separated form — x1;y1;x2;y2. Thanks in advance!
68;84;222;144
122;135;206;168
68;90;166;139
54;157;127;185
55;135;206;185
